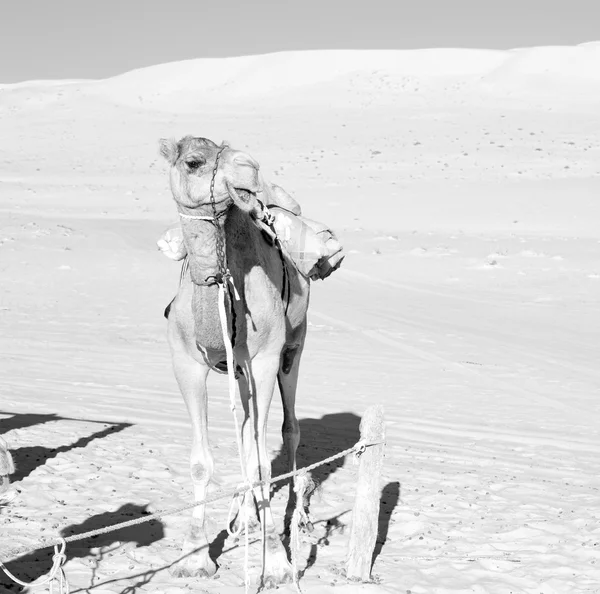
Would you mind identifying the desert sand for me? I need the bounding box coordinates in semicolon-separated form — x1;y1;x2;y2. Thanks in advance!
1;44;600;593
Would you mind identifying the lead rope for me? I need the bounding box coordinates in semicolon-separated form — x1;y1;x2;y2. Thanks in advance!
210;145;229;285
208;146;261;593
291;473;310;593
0;538;69;594
218;280;254;594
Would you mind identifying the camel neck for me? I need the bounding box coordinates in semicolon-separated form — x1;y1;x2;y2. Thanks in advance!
179;213;232;351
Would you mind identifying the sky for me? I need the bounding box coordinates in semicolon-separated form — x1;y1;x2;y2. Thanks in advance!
1;0;598;83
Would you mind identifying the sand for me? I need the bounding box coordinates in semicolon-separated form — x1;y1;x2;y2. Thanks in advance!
1;45;599;593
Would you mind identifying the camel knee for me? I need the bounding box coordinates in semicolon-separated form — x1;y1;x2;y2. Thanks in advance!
190;461;213;485
281;346;299;375
282;420;300;445
188;518;208;542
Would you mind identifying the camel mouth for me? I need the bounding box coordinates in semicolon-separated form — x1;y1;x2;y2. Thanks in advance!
225;179;259;205
233;188;257;201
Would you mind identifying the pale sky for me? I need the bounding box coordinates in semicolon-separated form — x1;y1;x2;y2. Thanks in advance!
1;0;598;83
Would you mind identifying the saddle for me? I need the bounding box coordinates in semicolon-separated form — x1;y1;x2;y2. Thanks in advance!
157;207;344;282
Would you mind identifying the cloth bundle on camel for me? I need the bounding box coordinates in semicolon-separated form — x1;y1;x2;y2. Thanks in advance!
157;179;344;281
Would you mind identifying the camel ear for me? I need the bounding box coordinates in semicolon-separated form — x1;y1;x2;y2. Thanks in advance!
159;138;179;165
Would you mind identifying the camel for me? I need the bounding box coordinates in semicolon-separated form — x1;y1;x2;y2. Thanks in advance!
157;183;344;281
159;136;313;585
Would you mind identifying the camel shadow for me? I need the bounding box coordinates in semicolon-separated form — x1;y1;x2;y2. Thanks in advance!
6;421;131;484
0;412;67;434
271;412;361;501
0;503;165;592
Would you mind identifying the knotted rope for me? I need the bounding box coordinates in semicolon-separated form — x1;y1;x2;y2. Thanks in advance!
291;472;311;593
0;539;69;594
217;276;255;594
1;440;382;591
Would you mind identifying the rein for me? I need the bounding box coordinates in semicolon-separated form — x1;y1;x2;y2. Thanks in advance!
179;209;229;221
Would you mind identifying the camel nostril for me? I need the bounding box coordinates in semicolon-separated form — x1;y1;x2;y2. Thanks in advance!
233;154;260;170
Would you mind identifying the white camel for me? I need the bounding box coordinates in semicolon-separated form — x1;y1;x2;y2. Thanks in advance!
160;136;331;585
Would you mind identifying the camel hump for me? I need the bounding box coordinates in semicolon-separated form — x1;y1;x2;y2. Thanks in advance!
267;184;302;216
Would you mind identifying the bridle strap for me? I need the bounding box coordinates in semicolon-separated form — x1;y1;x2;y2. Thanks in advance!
179;207;229;221
210;145;230;284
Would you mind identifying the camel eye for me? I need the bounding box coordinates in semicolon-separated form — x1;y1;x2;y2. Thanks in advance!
185;158;204;170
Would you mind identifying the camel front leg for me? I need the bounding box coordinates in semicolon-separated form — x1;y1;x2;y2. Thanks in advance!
169;343;216;578
237;352;293;587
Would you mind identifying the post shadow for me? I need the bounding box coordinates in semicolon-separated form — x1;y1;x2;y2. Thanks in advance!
0;503;165;592
372;480;400;567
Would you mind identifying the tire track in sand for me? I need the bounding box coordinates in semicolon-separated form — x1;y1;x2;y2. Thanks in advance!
309;308;600;423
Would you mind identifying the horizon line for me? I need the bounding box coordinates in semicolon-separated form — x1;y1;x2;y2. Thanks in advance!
2;41;599;86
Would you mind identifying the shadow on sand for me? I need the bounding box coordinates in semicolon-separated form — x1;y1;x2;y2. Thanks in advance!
271;411;399;573
271;411;362;494
372;480;400;568
0;503;165;592
0;412;67;434
0;412;132;484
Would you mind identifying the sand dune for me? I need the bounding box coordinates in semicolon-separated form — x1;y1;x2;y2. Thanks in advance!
3;44;600;109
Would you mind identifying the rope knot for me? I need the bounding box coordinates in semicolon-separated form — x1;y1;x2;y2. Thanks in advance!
1;537;70;593
353;439;368;459
263;209;276;226
226;481;254;538
293;470;309;493
52;538;68;565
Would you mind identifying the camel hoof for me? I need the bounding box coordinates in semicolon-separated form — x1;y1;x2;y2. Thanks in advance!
169;559;217;579
262;570;293;589
230;513;261;536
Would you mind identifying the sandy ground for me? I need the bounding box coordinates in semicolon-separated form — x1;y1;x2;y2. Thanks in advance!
1;47;600;593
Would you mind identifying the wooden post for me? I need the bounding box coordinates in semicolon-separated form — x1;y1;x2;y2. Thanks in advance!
0;436;15;501
346;404;385;581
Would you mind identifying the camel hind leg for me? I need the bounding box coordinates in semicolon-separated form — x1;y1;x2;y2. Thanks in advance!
278;341;317;532
278;344;302;475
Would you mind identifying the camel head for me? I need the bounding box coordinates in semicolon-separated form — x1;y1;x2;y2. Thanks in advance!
159;136;267;218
